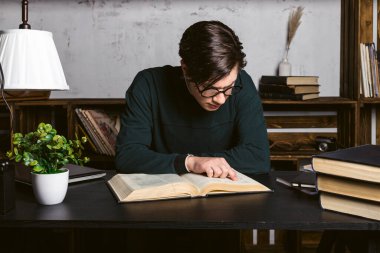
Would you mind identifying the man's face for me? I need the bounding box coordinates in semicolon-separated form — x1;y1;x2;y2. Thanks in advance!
184;64;239;112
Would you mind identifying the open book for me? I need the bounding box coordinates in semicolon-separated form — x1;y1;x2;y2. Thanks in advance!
107;171;271;203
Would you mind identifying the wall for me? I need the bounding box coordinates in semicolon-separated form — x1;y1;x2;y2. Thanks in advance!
0;0;341;98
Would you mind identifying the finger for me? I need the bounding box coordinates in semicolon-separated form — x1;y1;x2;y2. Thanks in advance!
213;167;223;177
219;166;229;179
227;168;238;181
206;167;214;178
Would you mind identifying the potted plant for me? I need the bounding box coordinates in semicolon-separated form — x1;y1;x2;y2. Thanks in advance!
7;122;89;205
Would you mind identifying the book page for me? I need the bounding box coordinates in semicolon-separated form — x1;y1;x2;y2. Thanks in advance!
120;173;186;190
181;171;271;196
108;173;199;202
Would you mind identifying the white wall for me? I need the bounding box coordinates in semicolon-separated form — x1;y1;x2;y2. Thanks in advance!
0;0;341;98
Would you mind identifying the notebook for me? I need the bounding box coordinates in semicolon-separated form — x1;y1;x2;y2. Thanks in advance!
15;163;106;185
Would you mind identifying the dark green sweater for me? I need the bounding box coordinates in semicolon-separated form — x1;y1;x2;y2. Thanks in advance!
115;66;270;174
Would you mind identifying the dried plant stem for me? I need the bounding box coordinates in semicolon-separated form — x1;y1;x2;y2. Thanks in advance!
287;6;304;51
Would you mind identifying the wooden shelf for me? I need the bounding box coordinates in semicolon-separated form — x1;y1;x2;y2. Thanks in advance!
270;150;320;161
262;97;356;105
360;98;380;104
10;98;125;106
1;97;358;169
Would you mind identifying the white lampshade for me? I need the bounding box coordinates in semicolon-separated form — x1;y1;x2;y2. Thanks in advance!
0;29;69;90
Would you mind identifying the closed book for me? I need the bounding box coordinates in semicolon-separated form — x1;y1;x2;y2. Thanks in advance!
317;174;380;202
320;192;380;221
312;145;380;183
15;164;106;185
75;108;109;155
260;76;319;85
260;92;319;100
84;109;119;156
259;84;320;94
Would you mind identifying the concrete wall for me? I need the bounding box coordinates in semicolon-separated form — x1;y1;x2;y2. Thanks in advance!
0;0;341;98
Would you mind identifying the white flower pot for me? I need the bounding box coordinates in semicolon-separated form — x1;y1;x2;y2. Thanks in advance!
31;169;69;205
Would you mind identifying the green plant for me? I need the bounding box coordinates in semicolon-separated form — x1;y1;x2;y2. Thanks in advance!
7;122;90;174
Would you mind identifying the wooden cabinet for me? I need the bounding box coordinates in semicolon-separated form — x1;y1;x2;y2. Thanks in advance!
0;99;125;169
263;97;358;169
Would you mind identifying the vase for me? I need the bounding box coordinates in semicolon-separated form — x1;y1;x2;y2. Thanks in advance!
31;169;69;205
279;50;291;76
279;58;291;76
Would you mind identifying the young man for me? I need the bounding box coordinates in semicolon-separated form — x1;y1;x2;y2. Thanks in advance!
116;21;270;179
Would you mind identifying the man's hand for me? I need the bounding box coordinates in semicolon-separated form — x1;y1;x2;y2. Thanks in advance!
185;156;238;181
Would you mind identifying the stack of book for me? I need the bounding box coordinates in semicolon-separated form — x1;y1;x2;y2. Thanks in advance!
75;108;120;156
312;145;380;221
259;75;320;100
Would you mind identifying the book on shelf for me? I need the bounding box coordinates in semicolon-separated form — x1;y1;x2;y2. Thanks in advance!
15;163;106;185
259;84;320;94
107;171;271;203
359;42;380;98
259;92;319;101
320;192;380;221
81;109;113;156
317;174;380;202
312;144;380;183
75;108;120;156
75;108;109;155
82;109;118;156
76;123;99;153
260;75;319;85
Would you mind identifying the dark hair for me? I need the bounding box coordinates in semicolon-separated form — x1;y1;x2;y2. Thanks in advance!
179;20;246;87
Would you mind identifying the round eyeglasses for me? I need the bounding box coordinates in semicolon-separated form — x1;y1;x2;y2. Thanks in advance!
196;85;242;98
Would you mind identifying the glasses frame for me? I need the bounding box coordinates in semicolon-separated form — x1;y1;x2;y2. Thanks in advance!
195;84;242;98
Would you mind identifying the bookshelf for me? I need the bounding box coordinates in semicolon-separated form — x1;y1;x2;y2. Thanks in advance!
0;96;357;171
346;0;380;145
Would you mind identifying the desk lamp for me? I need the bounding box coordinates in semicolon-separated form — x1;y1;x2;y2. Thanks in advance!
0;0;69;133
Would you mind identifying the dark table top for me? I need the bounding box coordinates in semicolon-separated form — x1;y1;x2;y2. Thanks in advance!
1;171;379;230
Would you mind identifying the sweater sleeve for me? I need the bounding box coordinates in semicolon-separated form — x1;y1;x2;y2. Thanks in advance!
115;71;184;174
198;71;270;174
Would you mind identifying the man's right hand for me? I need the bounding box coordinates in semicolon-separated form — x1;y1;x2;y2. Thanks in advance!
185;156;238;181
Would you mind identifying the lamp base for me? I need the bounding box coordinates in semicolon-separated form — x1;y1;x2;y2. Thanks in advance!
1;91;50;101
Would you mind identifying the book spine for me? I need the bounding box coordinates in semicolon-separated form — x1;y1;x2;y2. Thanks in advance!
259;84;294;94
76;108;110;155
83;110;115;156
86;110;117;156
259;92;303;100
260;76;287;85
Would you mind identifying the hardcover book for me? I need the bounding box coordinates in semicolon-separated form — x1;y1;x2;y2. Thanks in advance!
312;144;380;183
317;174;380;202
107;171;271;203
75;108;109;155
260;76;319;85
82;109;118;156
258;84;320;94
320;192;380;221
259;92;319;101
15;164;106;185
